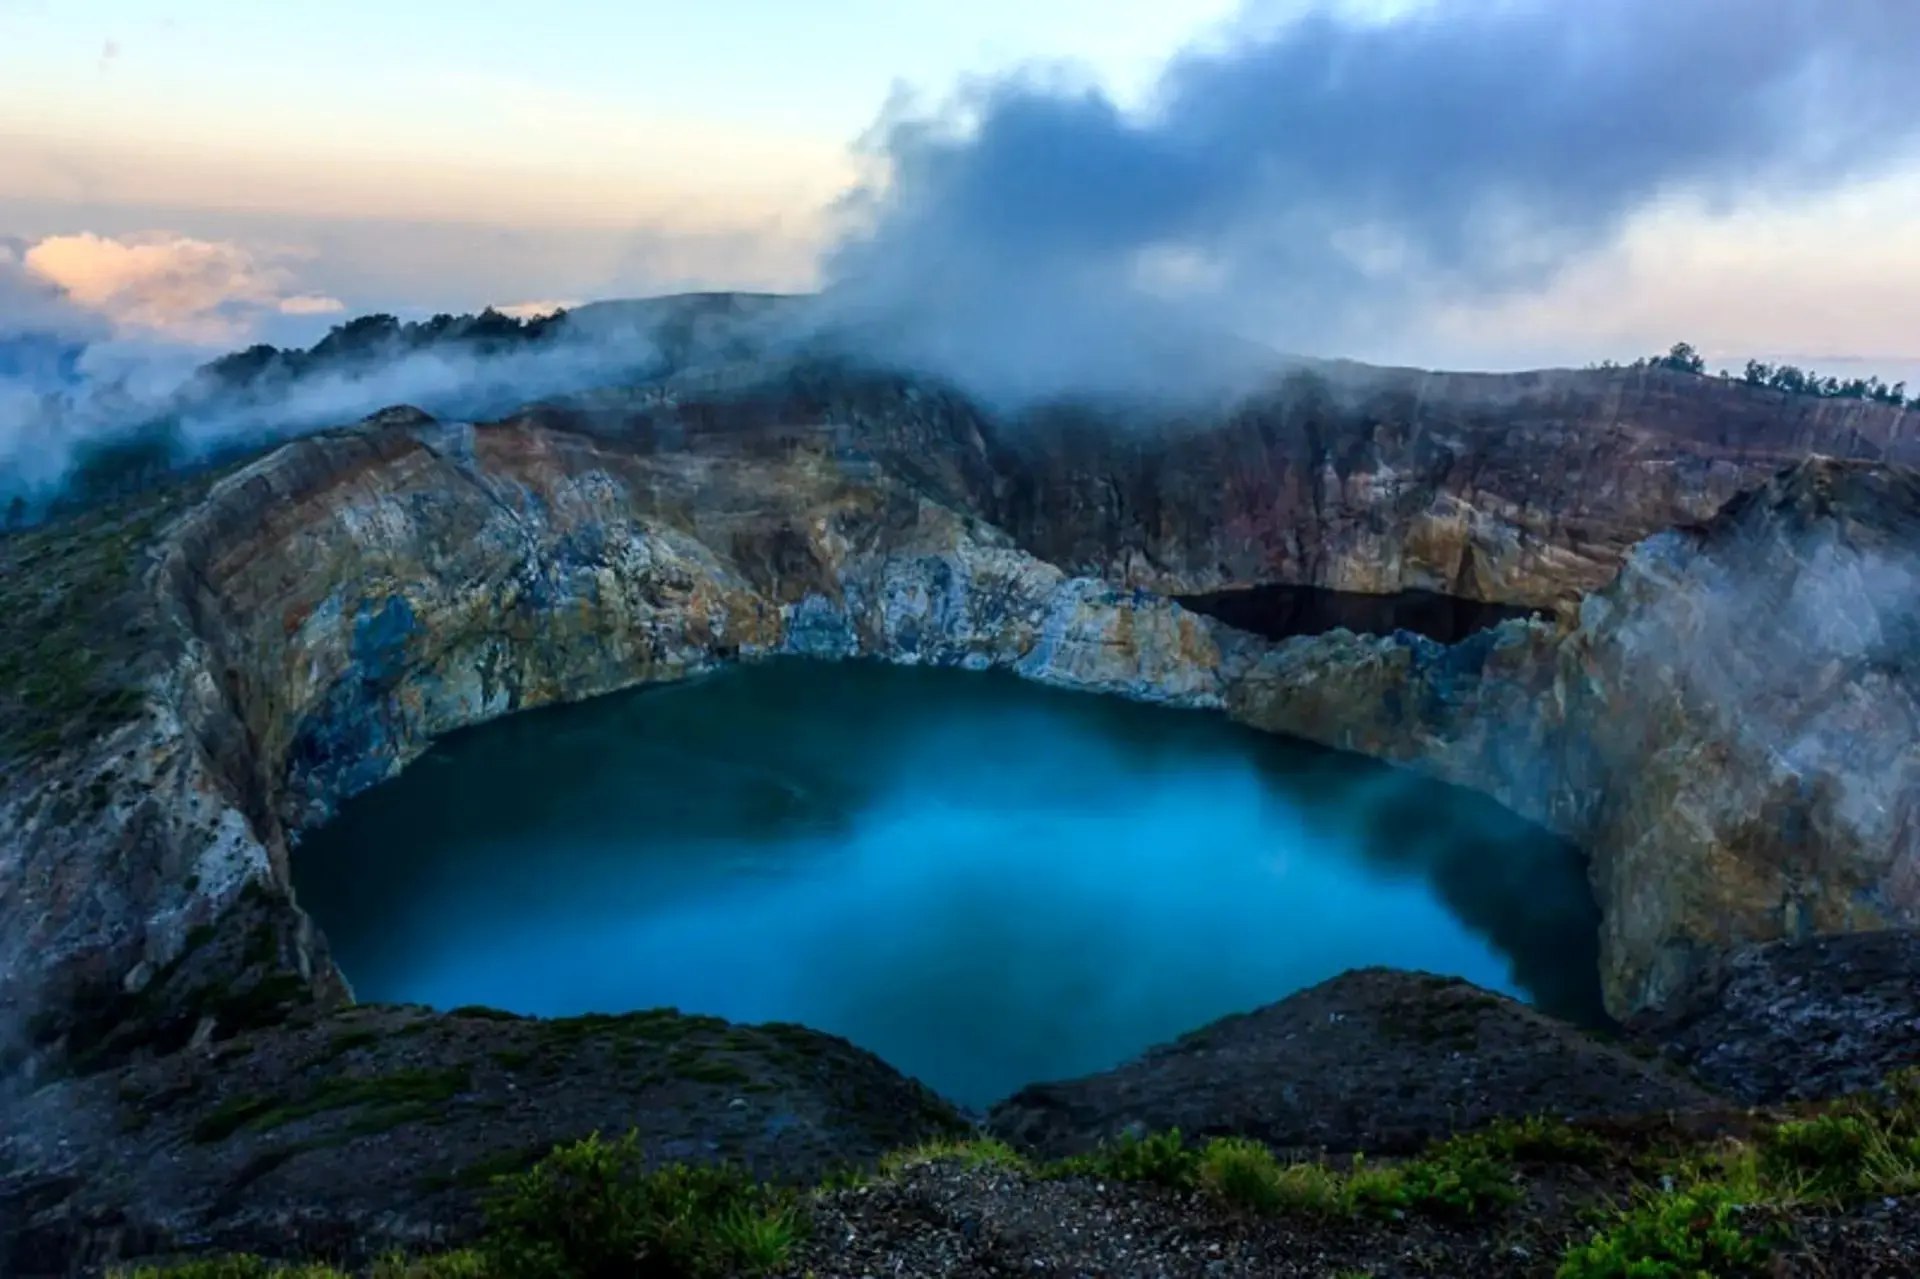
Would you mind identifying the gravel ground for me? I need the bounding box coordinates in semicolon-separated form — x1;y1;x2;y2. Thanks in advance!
1778;1197;1920;1278
784;1159;1920;1278
784;1160;1564;1279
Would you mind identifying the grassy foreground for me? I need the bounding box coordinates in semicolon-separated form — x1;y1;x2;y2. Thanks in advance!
117;1070;1920;1279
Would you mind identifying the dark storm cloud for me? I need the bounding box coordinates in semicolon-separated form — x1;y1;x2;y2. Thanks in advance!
824;0;1920;402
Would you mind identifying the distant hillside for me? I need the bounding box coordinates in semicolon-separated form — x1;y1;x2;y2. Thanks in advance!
195;291;806;395
27;291;1920;519
44;293;810;509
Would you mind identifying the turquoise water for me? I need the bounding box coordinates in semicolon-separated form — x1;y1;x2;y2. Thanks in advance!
294;660;1601;1105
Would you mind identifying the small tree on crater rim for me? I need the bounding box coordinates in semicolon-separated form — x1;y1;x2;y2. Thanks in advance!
1654;342;1705;374
1613;342;1912;408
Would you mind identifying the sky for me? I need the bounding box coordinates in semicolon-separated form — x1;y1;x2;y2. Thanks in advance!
0;0;1238;338
2;0;1918;380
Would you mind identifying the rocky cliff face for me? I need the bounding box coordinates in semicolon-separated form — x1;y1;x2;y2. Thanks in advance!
1228;458;1920;1013
1555;462;1920;1007
2;358;1917;1073
974;362;1920;606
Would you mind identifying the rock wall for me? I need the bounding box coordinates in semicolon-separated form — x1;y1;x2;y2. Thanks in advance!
972;363;1920;606
1228;459;1920;1013
1560;462;1920;1008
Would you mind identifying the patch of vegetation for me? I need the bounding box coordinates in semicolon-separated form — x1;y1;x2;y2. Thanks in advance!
319;1028;382;1062
482;1130;802;1278
1759;1081;1920;1201
0;492;182;763
1388;1137;1522;1219
1556;1176;1781;1278
113;1251;487;1278
1340;1155;1414;1216
1041;1127;1520;1221
670;1057;752;1087
368;1256;490;1279
755;1020;834;1054
191;1095;282;1143
1556;1071;1920;1274
879;1136;1027;1177
191;1068;470;1143
1193;1137;1298;1213
112;1262;338;1279
1046;1128;1199;1189
1596;341;1913;407
1763;1111;1877;1198
205;973;316;1036
537;1008;723;1048
425;1145;556;1193
1473;1115;1612;1166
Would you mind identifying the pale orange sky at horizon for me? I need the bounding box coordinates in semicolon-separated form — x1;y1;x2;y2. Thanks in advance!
2;0;1918;380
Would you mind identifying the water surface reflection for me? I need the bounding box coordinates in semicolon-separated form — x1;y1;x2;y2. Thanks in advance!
295;660;1601;1105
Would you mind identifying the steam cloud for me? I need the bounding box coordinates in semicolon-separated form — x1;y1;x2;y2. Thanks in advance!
0;232;358;501
823;0;1920;401
0;291;677;509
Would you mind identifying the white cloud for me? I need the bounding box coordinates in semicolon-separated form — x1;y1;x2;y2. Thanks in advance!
278;293;345;316
19;231;340;343
495;299;577;320
0;240;104;338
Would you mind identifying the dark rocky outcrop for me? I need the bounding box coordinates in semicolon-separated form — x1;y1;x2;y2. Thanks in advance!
1634;930;1920;1105
0;1004;962;1272
987;969;1713;1160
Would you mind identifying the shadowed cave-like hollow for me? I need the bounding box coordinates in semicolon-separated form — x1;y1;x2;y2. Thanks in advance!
291;658;1605;1106
1177;583;1548;645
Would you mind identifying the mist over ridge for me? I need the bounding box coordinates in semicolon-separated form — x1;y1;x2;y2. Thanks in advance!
7;1;1920;506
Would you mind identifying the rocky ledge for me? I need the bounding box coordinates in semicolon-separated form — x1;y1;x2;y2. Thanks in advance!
1;1002;964;1270
1636;929;1920;1105
988;968;1716;1160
